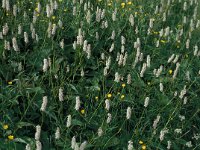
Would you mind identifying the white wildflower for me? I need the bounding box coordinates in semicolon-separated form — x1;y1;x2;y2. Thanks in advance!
55;127;60;140
67;115;72;128
80;141;87;150
98;127;103;137
167;141;171;149
140;63;147;77
35;125;41;141
174;129;182;134
75;96;81;111
160;83;164;92
40;96;48;112
59;87;64;102
186;141;192;148
147;55;151;68
128;140;133;150
144;97;150;108
167;54;175;63
179;115;185;121
71;136;76;149
43;58;48;72
105;99;110;111
107;113;112;124
126;107;132;120
160;128;169;141
36;141;42;150
153;115;161;129
127;74;131;84
173;63;180;79
114;72;120;82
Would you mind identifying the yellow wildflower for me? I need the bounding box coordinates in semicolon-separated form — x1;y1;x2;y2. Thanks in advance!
95;96;99;100
169;69;173;75
80;109;85;114
121;3;125;8
121;94;125;99
52;16;56;20
35;7;39;12
8;135;14;140
122;83;126;88
139;140;144;144
3;124;8;130
8;81;12;85
127;2;132;5
107;93;112;98
142;144;146;150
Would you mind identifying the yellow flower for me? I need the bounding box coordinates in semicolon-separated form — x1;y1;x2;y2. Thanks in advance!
127;2;132;5
169;69;173;75
8;135;14;140
121;94;125;99
52;16;56;20
142;144;146;150
122;83;126;88
107;93;112;98
121;2;125;8
3;124;8;130
8;81;12;85
95;96;99;100
35;7;39;12
80;109;85;114
139;140;144;144
108;3;112;6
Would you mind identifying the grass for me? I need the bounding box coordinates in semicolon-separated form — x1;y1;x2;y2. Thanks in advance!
0;0;200;149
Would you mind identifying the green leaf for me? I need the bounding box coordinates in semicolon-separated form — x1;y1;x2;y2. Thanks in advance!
16;122;34;129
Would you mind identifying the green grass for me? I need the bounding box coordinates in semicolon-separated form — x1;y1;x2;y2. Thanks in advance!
0;0;200;149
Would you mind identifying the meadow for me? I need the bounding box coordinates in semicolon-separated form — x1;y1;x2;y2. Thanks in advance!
0;0;200;149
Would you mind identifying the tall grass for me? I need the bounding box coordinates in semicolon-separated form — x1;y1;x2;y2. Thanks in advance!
0;0;200;149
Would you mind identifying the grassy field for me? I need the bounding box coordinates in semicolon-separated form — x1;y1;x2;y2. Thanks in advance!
0;0;200;149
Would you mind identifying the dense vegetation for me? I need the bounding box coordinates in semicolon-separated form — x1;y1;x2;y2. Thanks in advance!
0;0;200;149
